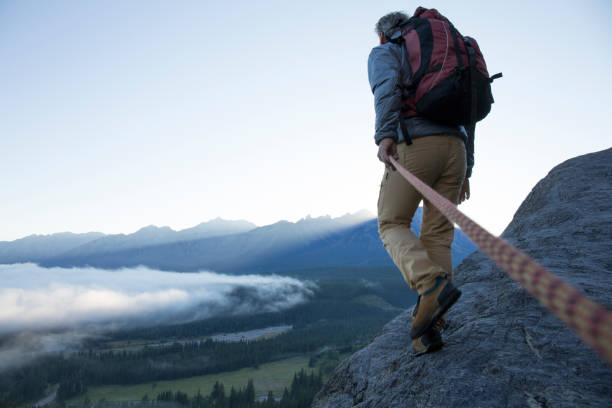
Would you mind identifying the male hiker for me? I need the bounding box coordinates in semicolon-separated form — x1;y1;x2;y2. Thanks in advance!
368;9;474;355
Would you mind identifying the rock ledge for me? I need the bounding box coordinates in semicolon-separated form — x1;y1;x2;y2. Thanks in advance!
312;148;612;408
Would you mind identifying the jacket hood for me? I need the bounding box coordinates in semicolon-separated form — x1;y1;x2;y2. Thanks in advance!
413;7;450;23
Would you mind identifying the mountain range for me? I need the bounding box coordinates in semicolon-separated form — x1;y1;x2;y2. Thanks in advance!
0;209;477;273
0;218;255;265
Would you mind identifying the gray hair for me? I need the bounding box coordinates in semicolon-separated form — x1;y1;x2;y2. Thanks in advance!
375;11;410;38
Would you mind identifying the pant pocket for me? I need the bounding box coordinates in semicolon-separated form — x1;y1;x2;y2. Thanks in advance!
377;170;389;220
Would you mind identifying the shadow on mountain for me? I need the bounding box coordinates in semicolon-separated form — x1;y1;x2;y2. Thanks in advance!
28;209;476;274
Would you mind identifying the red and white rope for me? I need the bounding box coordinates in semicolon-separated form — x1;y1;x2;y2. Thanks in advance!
389;156;612;365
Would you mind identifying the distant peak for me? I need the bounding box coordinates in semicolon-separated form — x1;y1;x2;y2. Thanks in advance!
134;225;174;234
295;211;374;224
298;214;332;223
340;209;375;220
192;218;256;228
136;225;159;232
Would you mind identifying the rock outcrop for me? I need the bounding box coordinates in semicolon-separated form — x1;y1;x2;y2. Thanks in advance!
312;148;612;408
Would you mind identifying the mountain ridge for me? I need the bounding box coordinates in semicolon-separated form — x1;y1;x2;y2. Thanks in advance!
0;218;257;263
1;210;477;275
62;218;258;257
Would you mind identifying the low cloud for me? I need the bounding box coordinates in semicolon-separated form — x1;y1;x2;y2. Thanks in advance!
0;263;316;370
0;330;92;371
0;263;315;334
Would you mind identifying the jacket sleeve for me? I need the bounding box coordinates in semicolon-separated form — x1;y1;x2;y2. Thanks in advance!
368;45;402;145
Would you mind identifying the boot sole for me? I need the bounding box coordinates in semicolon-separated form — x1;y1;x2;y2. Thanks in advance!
414;338;444;357
410;286;461;339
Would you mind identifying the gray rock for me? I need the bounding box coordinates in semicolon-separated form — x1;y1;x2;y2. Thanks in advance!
312;148;612;408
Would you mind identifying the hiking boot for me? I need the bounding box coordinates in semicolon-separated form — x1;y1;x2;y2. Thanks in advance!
413;327;443;356
433;316;448;334
413;297;450;333
410;276;461;339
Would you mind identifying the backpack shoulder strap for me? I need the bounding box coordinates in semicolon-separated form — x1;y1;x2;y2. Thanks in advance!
463;37;479;128
400;17;434;92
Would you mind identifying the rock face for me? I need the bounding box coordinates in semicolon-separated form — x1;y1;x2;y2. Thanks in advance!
312;148;612;408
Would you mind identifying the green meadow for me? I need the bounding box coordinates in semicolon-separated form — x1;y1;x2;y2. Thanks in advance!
67;356;315;404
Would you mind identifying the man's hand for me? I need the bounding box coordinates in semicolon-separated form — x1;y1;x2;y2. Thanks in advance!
458;178;470;204
377;138;399;170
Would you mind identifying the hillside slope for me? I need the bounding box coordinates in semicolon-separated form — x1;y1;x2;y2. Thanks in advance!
312;148;612;407
0;232;104;264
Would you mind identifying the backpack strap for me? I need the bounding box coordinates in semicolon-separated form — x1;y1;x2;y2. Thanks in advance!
387;27;404;44
463;37;479;134
392;24;414;145
402;18;435;94
449;24;465;68
463;38;502;142
490;72;503;81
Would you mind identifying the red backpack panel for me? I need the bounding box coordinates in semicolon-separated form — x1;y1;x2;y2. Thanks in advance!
399;7;501;126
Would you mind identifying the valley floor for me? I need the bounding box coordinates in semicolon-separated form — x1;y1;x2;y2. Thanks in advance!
65;354;349;405
2;267;414;408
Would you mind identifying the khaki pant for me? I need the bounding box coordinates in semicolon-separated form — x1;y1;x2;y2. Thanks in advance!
378;135;466;295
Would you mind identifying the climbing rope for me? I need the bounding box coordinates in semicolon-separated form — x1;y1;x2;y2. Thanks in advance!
389;156;612;365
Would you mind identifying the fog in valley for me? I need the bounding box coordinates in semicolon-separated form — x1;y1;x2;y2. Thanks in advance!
0;263;316;370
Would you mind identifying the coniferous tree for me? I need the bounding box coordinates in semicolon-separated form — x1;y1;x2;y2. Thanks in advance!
176;390;190;406
264;391;276;408
193;389;204;408
228;386;238;408
159;390;172;402
245;379;255;406
210;381;226;406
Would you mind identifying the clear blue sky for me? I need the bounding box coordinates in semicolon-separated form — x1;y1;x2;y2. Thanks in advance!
1;0;611;241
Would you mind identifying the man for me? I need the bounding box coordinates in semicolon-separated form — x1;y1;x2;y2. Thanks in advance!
368;10;471;355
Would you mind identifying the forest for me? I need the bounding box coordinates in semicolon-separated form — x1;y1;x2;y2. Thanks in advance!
0;267;413;408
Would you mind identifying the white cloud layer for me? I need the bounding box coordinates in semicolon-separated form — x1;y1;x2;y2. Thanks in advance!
0;263;315;334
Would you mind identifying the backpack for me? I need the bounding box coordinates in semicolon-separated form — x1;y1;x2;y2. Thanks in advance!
391;7;502;128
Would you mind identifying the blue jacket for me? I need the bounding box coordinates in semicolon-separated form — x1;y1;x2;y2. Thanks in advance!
368;41;475;178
